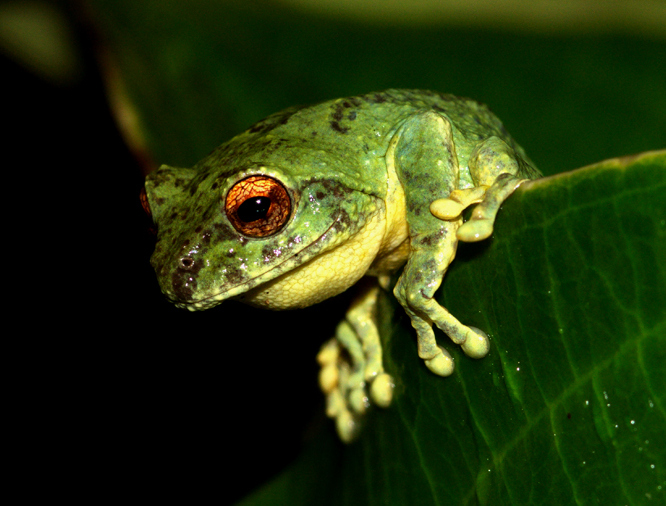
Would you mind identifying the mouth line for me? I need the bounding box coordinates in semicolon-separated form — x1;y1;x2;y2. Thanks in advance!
179;214;341;310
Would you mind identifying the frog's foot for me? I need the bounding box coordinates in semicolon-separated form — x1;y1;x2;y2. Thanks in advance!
316;285;394;442
457;173;529;242
396;280;490;376
317;336;362;442
430;186;488;220
456;135;537;242
393;211;491;376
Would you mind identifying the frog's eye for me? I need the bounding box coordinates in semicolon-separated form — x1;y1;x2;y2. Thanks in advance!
139;187;152;217
225;175;291;237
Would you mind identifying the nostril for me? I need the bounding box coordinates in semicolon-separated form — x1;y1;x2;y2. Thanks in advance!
180;257;195;269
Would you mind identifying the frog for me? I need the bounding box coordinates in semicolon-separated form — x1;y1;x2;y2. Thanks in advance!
143;89;541;442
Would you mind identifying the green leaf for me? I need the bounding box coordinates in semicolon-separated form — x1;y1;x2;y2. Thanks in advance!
241;151;666;505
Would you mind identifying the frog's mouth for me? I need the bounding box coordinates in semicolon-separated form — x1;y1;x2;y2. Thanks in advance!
173;213;350;312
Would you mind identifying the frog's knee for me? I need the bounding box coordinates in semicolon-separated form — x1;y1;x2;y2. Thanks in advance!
396;284;422;307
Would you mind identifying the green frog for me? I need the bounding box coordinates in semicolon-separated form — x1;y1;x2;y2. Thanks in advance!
143;89;541;442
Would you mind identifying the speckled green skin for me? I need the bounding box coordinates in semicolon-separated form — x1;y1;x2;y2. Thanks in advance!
145;89;539;311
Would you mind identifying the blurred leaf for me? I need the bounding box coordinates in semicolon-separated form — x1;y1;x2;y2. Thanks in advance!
86;0;666;175
0;1;82;84
240;151;666;505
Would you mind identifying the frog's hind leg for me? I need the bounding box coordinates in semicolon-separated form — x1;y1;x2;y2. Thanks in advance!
317;325;363;442
317;284;394;442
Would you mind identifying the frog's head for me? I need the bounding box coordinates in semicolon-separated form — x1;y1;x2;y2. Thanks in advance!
143;159;385;312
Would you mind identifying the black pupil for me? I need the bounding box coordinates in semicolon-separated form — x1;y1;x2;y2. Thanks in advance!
237;197;271;222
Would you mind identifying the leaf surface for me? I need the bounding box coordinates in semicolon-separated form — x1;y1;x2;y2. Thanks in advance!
242;151;666;505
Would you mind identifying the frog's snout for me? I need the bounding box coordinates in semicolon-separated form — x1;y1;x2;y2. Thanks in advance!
151;243;204;307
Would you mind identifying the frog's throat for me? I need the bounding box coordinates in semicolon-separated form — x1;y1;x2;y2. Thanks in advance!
239;206;387;310
177;210;376;312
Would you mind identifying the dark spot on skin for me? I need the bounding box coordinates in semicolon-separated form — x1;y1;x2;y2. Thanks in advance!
261;244;283;262
329;102;352;134
228;266;250;286
316;178;354;198
348;111;357;121
330;121;350;133
331;209;352;231
170;249;205;301
249;122;267;134
567;413;572;419
245;108;302;135
211;222;245;246
332;106;344;121
170;271;195;301
316;191;324;200
418;235;434;246
340;213;352;228
373;93;387;103
187;173;208;196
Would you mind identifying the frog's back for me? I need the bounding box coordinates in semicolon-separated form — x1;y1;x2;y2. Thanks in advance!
247;89;505;139
197;90;529;195
229;89;519;155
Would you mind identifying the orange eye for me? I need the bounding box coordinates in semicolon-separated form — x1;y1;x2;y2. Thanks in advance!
139;187;152;217
225;176;291;237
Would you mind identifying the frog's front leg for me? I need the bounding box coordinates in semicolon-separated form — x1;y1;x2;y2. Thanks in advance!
390;111;490;377
435;136;538;242
317;284;394;442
